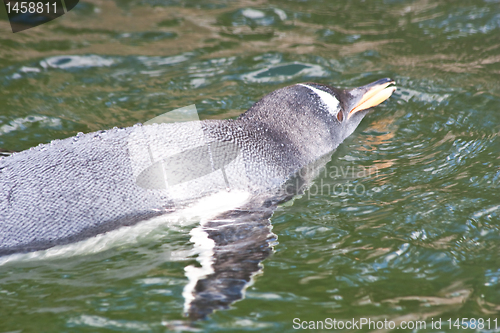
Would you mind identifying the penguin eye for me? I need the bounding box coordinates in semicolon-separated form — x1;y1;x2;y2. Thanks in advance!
337;110;343;122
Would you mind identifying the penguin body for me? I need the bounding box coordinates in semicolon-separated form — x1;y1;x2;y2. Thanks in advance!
0;79;396;255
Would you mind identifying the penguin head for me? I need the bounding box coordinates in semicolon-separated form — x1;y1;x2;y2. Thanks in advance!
238;78;396;153
298;78;396;124
296;78;396;142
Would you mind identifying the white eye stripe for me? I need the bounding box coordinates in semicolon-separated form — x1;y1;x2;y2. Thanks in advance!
298;84;340;117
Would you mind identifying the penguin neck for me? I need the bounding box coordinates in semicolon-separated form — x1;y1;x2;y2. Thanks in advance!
237;106;339;164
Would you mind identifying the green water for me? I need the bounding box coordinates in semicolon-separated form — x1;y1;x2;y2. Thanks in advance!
1;0;499;332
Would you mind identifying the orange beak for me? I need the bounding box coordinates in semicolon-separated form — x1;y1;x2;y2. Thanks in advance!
348;80;396;119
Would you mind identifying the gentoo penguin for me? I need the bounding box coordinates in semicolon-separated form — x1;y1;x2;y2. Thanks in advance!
0;78;396;256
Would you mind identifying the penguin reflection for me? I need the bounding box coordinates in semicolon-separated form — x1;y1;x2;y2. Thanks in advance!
183;204;276;320
181;154;330;320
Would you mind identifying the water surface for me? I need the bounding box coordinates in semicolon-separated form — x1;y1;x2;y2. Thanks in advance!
0;0;499;331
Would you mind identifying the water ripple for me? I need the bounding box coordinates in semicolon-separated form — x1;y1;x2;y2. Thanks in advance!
41;55;115;69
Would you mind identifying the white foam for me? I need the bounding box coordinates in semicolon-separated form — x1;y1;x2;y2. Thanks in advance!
0;115;62;135
242;8;265;19
273;8;287;21
40;55;114;69
68;315;151;331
